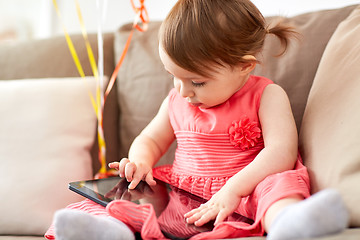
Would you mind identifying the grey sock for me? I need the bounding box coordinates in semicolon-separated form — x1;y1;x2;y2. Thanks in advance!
267;189;348;240
54;209;135;240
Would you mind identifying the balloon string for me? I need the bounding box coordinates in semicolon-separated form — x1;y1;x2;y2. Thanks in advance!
104;0;149;100
95;0;107;177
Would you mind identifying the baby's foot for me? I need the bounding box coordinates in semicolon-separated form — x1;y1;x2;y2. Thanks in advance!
54;209;135;240
267;189;348;240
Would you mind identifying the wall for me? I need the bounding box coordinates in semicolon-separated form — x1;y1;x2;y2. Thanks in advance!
0;0;359;42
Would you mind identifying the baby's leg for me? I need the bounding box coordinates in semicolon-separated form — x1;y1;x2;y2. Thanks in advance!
265;189;348;240
54;209;135;240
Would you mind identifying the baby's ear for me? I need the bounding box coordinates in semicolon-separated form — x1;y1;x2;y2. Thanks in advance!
239;55;257;74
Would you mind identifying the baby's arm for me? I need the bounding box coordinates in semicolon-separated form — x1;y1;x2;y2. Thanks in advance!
110;97;175;189
229;84;299;196
185;84;299;226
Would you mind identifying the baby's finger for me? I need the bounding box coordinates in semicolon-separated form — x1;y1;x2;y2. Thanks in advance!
194;209;217;227
108;162;119;170
119;158;130;177
185;207;208;224
144;171;156;186
128;177;142;190
184;204;205;218
184;210;197;219
214;210;229;226
124;161;137;182
129;166;150;189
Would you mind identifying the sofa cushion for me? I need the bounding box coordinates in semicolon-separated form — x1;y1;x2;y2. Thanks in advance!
0;77;97;235
0;33;119;174
253;4;357;131
299;5;360;227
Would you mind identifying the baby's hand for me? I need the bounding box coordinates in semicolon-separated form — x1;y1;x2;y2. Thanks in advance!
109;158;156;189
184;185;241;226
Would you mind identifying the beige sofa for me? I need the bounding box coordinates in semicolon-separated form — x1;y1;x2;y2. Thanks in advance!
0;4;359;240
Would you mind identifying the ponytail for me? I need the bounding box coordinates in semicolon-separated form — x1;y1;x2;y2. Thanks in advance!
266;20;300;56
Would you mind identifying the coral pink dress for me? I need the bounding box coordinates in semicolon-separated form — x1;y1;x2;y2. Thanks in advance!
45;75;310;240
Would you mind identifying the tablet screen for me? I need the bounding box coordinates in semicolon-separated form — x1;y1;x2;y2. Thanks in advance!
69;177;253;239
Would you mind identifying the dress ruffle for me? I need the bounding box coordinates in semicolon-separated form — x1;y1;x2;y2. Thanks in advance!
153;165;230;200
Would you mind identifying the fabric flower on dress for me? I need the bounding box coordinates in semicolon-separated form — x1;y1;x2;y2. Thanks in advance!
229;117;261;150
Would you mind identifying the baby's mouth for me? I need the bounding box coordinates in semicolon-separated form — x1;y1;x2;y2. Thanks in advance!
190;102;202;107
186;97;202;107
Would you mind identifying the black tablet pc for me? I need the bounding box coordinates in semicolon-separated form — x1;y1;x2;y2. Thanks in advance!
69;176;253;239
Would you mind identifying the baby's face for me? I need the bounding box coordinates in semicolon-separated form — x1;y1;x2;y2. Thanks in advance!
159;46;250;109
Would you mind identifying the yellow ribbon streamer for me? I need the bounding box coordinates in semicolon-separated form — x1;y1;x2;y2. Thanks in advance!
72;0;108;177
52;0;149;179
52;0;109;179
74;0;102;118
52;0;98;117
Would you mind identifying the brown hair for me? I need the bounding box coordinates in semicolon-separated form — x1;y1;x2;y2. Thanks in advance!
159;0;298;77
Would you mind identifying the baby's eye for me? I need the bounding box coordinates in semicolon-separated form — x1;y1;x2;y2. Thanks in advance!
191;81;206;87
